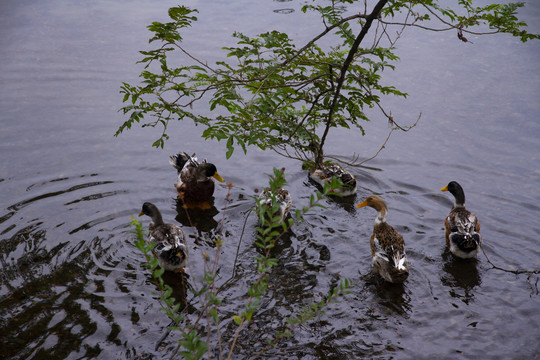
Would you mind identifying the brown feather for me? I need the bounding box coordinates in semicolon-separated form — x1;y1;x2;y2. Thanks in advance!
358;195;409;283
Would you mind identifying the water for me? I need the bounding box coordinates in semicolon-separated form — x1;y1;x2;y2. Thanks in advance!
1;0;539;359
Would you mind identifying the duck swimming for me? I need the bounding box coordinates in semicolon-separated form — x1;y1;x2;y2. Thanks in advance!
139;202;188;272
441;181;481;259
357;195;409;284
169;152;224;208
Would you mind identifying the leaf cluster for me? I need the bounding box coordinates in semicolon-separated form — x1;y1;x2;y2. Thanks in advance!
117;3;409;161
117;1;538;164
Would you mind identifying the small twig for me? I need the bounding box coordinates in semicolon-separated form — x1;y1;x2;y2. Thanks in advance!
527;274;539;296
232;209;252;281
480;245;540;275
155;319;175;351
215;208;252;297
325;112;421;168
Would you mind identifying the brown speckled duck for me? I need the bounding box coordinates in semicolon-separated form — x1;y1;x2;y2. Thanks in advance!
357;195;409;283
169;152;224;209
441;181;481;259
139;202;188;272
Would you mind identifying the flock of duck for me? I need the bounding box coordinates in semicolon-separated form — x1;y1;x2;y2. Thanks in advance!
138;152;482;284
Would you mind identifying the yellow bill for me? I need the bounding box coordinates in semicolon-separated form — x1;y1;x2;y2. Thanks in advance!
356;199;368;208
213;171;224;183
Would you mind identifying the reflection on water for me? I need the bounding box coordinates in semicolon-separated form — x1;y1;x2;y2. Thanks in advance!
160;271;190;309
441;250;482;305
0;247;98;359
367;278;412;316
1;0;540;359
175;198;220;234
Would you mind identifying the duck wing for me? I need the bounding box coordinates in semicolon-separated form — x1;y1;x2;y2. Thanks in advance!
371;223;408;282
170;152;198;173
447;208;481;252
150;224;188;269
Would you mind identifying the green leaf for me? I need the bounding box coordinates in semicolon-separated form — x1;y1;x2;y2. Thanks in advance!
225;136;235;159
233;315;242;325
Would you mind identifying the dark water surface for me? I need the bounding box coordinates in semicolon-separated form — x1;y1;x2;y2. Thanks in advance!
1;0;539;359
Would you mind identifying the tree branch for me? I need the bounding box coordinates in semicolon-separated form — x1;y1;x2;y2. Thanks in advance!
316;0;389;167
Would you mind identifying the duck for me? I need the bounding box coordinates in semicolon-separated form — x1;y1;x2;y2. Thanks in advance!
169;152;224;208
309;163;357;197
357;195;409;283
139;202;188;272
257;186;292;227
441;181;481;259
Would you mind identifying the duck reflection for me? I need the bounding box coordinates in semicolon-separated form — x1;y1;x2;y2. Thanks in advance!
441;249;481;304
252;226;294;259
159;270;191;310
363;273;412;316
174;198;219;232
330;193;358;213
152;271;194;350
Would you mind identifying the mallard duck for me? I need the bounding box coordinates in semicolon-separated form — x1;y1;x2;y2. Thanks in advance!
309;163;357;197
357;195;409;283
441;181;481;259
169;152;224;208
139;202;188;272
257;186;292;226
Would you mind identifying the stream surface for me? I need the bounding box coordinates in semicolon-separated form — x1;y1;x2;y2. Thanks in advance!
1;1;539;359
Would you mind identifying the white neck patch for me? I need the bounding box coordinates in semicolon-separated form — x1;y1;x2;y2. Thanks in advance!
375;211;386;225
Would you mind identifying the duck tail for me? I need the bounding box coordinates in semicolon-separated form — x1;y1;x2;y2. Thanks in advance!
340;172;357;188
390;251;409;283
156;243;188;268
392;250;408;272
463;234;480;250
169;152;192;172
451;232;481;253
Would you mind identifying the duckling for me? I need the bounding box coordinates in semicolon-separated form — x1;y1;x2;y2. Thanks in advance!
139;202;188;272
357;195;409;283
169;152;224;208
309;163;357;197
441;181;481;259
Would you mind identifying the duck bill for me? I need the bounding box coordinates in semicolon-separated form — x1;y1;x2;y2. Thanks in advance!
440;185;449;192
138;211;144;217
356;199;368;208
213;172;224;183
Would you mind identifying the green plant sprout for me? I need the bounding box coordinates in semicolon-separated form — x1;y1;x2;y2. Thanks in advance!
132;170;352;359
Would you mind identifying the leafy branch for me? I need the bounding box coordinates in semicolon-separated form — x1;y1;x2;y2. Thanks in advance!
228;168;351;358
117;1;538;167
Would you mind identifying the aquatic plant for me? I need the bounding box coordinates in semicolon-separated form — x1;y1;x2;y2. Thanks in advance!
116;1;538;168
132;169;352;359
